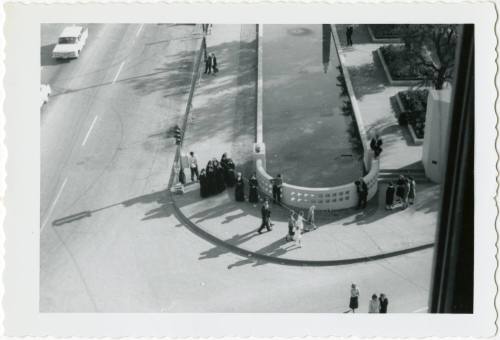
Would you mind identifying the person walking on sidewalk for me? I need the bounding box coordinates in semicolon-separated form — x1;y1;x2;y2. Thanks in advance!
258;200;272;234
407;176;416;205
307;205;317;230
370;133;383;158
346;25;354;46
356;178;368;209
211;53;218;74
294;211;304;247
235;172;245;202
189;151;199;182
285;210;296;242
248;173;259;205
272;174;283;204
349;283;360;313
379;293;389;313
369;294;380;313
385;182;395;210
204;53;212;74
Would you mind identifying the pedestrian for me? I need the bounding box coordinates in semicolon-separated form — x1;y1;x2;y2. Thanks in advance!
199;169;209;198
272;174;283;204
220;152;229;171
225;158;236;187
178;166;186;185
294;211;304;247
285;211;296;242
211;53;218;74
385;181;395;210
356;177;368;209
395;175;406;208
346;25;354;46
258;200;272;234
402;176;410;209
204;53;212;74
369;294;380;313
189;151;199;182
235;172;245;202
206;160;216;196
379;293;389;313
248;173;259;205
307;205;317;230
349;283;360;313
213;160;226;193
407;176;416;205
370;133;383;158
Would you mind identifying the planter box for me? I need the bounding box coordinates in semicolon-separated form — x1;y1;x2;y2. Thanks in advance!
376;48;422;86
367;26;403;44
394;93;424;145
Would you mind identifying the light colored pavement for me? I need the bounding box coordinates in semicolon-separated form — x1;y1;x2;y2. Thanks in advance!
336;24;424;170
40;23;203;311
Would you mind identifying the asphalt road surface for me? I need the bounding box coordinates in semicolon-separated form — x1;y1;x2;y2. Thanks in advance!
40;23;433;313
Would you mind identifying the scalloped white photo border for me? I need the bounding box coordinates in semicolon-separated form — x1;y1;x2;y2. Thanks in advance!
1;0;498;337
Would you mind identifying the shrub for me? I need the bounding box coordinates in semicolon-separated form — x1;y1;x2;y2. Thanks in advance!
380;45;426;80
370;25;403;39
398;89;429;139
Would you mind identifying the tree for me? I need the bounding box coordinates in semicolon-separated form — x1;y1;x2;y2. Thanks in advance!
399;24;458;90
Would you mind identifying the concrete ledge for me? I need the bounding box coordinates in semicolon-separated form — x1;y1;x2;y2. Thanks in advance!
367;26;403;44
394;93;425;145
376;48;422;86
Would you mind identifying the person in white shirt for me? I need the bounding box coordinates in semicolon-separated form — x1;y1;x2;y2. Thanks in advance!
294;211;304;247
349;283;360;313
189;151;199;182
369;294;380;313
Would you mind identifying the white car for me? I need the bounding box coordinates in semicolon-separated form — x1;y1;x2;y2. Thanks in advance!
40;84;51;108
52;26;88;59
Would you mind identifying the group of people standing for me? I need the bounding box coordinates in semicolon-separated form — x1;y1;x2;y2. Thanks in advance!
204;52;218;75
284;206;317;247
190;152;236;198
349;283;389;313
385;175;416;210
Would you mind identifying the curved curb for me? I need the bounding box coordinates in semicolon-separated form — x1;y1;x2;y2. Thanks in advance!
169;191;434;267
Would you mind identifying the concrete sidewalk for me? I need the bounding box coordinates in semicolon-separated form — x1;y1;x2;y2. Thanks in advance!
176;182;438;263
336;24;424;171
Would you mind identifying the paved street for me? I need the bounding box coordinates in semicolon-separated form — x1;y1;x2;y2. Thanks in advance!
40;24;434;313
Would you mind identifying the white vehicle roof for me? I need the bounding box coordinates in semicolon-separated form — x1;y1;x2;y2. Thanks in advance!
59;26;84;38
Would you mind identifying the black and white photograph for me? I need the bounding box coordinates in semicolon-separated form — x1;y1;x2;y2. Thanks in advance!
1;1;497;338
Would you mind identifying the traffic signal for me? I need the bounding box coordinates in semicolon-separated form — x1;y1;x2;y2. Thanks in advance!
174;126;183;145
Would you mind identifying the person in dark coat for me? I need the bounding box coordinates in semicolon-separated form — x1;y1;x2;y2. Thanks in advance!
370;133;383;158
204;53;212;74
408;176;416;205
178;167;186;185
205;160;216;196
257;200;272;234
395;175;406;207
225;158;236;187
356;177;368;209
272;174;283;204
220;152;229;170
248;173;259;205
211;53;218;74
379;293;389;313
235;172;245;202
213;159;226;193
346;25;354;46
385;181;395;210
199;169;209;198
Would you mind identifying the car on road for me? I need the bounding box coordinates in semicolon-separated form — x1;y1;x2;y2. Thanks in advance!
52;26;88;59
40;84;52;108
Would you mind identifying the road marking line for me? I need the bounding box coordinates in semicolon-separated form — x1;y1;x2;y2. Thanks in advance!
136;24;144;37
41;177;68;231
82;115;98;146
112;62;125;83
412;306;428;313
